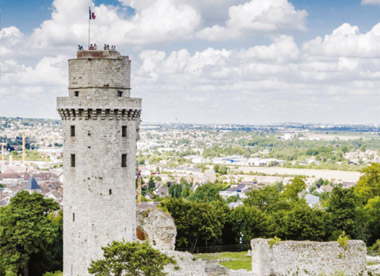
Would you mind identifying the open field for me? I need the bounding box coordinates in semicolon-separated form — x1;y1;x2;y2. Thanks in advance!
195;251;251;271
304;133;372;141
237;166;362;183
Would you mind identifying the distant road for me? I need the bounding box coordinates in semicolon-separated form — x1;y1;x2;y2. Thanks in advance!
237;166;362;183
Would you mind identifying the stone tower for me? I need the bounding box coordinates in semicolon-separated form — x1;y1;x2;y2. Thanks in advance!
57;50;141;276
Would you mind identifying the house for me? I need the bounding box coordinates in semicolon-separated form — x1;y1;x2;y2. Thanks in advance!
154;186;168;198
219;184;253;199
24;176;41;194
304;194;320;207
0;172;31;186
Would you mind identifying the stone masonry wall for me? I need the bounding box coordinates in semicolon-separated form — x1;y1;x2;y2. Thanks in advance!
251;238;367;276
136;208;177;251
58;50;141;276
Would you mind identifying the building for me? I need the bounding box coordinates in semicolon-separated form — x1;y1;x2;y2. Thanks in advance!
24;176;41;193
57;49;141;276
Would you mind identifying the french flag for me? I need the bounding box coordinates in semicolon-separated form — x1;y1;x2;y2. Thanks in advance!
89;7;96;20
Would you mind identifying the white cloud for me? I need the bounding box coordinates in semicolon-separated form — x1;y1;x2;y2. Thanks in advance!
5;1;380;123
130;31;380;123
303;23;380;57
0;27;24;57
362;0;380;5
236;35;299;63
197;0;307;41
0;56;67;118
30;0;200;47
121;0;246;25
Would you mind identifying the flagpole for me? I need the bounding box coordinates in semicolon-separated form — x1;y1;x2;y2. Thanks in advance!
88;11;90;49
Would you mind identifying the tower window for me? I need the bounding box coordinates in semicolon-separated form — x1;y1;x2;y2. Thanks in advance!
122;154;127;167
109;189;112;195
117;91;123;97
71;154;76;167
74;91;79;97
73;213;75;222
122;126;127;137
70;125;75;137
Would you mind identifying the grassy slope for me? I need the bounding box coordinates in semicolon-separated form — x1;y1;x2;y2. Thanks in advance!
194;251;251;271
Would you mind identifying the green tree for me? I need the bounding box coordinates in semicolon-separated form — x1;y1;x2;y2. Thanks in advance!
209;201;234;246
243;186;288;213
161;199;222;251
88;241;175;276
228;206;269;245
271;202;327;241
168;184;183;198
213;164;228;175
180;185;192;198
226;195;239;203
0;191;61;276
354;163;380;203
363;196;380;245
282;176;306;201
148;177;155;190
326;187;361;239
188;183;222;202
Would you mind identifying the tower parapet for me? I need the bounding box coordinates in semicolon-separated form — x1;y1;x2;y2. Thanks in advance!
57;50;141;276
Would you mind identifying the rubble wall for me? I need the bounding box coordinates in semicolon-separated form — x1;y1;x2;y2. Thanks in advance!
136;208;176;251
251;238;367;276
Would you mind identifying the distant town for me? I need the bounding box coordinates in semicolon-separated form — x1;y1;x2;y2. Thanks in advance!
2;116;380;207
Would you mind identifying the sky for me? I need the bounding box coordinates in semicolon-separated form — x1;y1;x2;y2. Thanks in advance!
2;0;380;124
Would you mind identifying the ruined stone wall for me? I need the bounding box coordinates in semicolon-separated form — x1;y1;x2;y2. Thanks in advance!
251;238;367;276
58;50;141;276
136;208;177;250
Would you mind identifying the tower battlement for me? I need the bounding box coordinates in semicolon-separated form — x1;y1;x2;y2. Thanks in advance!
76;50;123;59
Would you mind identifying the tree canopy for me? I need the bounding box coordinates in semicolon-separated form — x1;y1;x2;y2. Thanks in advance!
161;198;222;251
0;191;61;276
88;241;176;276
355;163;380;203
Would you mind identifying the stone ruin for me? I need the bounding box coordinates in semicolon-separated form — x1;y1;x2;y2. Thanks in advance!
135;208;252;276
135;210;380;276
136;208;176;250
251;238;369;276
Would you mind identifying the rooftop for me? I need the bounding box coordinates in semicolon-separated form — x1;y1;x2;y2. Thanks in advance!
25;176;41;190
76;50;123;59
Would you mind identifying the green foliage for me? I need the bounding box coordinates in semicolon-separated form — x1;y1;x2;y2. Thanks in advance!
8;150;45;161
148;176;155;190
42;272;62;276
271;201;327;241
337;231;349;250
363;196;380;245
369;240;380;255
168;180;192;199
88;241;176;276
188;183;222;202
0;191;62;276
161;199;223;250
228;206;269;245
326;187;361;239
168;184;183;199
282;176;306;201
4;271;19;276
355;163;380;203
243;186;287;213
213;164;228;175
268;236;281;248
226;195;239;203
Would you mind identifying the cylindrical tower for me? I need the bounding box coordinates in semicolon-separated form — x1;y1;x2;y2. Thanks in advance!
57;50;141;276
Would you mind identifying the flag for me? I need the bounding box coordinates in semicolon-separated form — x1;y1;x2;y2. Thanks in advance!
89;7;96;20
